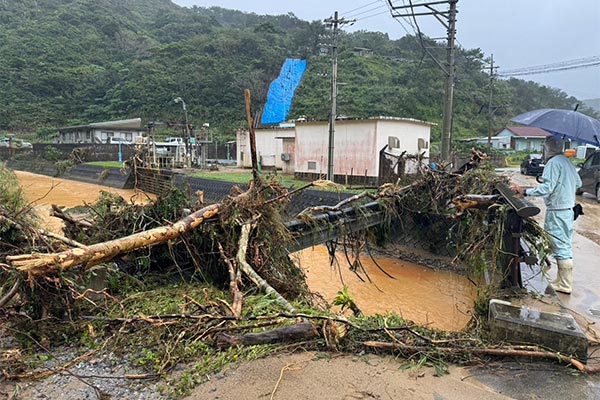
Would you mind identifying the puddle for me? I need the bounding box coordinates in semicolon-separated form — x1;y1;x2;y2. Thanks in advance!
294;245;476;331
14;170;154;233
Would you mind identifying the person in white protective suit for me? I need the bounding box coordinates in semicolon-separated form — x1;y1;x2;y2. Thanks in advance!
511;135;582;294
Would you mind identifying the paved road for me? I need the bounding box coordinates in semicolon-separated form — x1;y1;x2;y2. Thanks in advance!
470;168;600;399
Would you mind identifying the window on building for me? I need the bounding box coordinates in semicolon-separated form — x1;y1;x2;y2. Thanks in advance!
308;161;317;170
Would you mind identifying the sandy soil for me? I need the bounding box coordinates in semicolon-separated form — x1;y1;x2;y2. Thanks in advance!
185;352;511;400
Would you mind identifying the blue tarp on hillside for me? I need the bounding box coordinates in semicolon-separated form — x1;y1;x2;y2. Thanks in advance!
261;59;307;124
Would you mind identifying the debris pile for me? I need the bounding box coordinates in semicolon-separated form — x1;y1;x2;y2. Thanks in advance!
3;151;595;397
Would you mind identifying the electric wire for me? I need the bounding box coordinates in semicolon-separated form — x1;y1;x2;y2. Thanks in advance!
353;8;393;21
342;2;389;20
340;0;381;16
498;56;600;77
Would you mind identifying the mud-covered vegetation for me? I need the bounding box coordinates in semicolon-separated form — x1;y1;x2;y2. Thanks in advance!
4;157;594;398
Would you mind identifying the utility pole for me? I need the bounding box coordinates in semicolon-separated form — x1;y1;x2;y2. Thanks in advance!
174;97;191;168
386;0;458;163
486;54;498;150
441;0;458;162
324;11;354;182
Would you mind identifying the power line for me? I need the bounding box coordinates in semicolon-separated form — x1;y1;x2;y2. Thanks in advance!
498;56;600;77
341;0;382;16
499;62;600;77
354;8;392;21
343;2;389;19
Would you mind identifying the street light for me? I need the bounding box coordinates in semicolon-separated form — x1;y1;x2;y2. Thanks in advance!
174;97;191;167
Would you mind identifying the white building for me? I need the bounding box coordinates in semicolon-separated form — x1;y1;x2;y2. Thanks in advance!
236;116;433;183
236;125;296;173
493;126;550;151
294;117;432;182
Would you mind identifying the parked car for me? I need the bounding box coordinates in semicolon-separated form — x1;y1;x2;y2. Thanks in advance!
1;137;32;149
577;149;600;202
106;137;132;145
520;154;544;176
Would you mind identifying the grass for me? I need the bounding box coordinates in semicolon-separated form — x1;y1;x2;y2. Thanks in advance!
81;160;373;193
86;161;124;168
190;170;312;188
188;169;369;192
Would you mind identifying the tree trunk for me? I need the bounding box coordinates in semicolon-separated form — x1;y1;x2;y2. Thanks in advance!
216;321;318;347
7;204;220;276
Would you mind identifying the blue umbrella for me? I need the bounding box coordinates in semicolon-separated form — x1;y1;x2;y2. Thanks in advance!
511;108;600;146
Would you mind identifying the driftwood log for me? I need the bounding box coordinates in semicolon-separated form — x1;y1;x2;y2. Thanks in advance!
452;194;500;212
216;321;318;347
237;222;296;313
7;204;220;276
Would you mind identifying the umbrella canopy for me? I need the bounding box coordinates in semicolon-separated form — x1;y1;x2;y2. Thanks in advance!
510;108;600;146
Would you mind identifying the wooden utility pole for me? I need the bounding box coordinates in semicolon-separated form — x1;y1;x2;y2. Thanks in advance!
324;11;354;182
244;89;260;182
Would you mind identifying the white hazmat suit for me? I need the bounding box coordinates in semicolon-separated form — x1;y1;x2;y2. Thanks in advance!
524;136;582;293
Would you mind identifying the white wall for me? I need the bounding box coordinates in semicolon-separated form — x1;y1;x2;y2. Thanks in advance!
376;119;431;158
236;127;295;169
294;118;431;178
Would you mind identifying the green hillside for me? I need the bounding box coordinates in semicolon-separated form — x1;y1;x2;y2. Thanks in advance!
583;98;600;113
0;0;595;144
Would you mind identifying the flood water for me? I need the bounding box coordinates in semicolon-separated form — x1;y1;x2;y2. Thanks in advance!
14;170;153;233
14;170;476;331
294;246;476;331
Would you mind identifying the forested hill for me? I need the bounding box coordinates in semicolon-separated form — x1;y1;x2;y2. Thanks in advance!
0;0;594;142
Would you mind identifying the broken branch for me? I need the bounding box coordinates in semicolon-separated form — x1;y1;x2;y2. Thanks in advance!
7;204;220;276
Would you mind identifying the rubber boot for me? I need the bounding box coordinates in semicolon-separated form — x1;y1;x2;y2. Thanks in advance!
551;259;573;294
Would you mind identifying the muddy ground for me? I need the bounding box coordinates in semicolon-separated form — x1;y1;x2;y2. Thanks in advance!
185;352;511;400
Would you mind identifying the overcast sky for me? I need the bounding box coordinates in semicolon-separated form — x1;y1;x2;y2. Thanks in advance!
172;0;600;100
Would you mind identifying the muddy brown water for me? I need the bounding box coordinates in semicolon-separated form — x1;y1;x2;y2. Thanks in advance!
294;246;476;331
15;170;154;233
15;170;476;332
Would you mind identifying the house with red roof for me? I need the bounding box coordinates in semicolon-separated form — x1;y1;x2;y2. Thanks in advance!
494;126;550;151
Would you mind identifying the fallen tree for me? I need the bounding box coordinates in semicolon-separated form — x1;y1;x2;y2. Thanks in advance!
7;203;220;276
4;144;585;399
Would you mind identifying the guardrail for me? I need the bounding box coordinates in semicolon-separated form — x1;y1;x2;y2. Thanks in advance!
284;201;385;253
495;182;541;288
